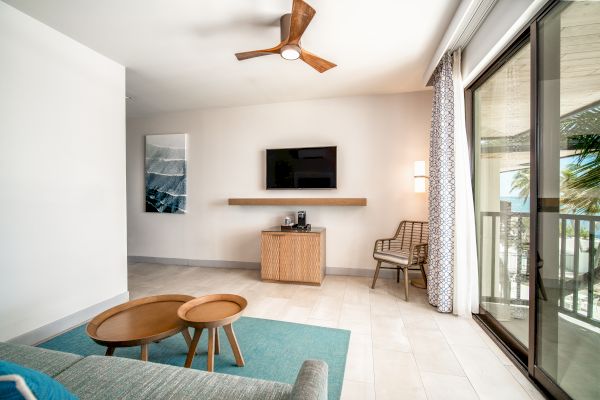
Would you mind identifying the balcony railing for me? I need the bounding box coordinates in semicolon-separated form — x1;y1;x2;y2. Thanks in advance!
479;210;600;328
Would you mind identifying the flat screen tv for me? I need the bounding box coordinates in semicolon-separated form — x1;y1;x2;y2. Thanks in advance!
266;146;337;189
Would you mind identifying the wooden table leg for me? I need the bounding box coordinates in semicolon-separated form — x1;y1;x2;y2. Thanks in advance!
105;347;115;356
181;328;198;354
207;328;215;372
184;328;203;368
182;328;192;347
224;324;244;367
215;328;220;355
140;344;149;361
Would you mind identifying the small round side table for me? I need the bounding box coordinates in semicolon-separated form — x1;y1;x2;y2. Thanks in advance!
177;294;247;372
87;294;195;361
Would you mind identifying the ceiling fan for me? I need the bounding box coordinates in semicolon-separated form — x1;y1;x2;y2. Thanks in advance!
235;0;336;73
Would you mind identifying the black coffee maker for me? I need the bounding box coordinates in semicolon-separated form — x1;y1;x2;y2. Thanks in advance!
297;210;307;228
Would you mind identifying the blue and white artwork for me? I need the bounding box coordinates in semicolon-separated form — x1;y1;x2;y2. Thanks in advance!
145;134;187;213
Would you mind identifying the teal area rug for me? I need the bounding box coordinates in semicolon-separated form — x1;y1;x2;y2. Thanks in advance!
38;317;350;400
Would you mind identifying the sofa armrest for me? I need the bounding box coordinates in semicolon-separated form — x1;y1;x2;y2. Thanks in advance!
290;360;328;400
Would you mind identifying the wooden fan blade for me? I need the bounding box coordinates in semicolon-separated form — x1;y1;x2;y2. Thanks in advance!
287;0;316;45
300;49;336;73
235;44;282;60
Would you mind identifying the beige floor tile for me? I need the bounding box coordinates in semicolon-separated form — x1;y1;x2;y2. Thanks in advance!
399;311;439;330
506;365;546;400
435;315;487;347
261;282;299;299
371;315;411;352
309;296;343;321
373;348;427;400
288;286;321;308
343;283;371;306
338;318;371;336
306;318;339;329
420;371;478;400
369;293;401;318
340;303;371;322
452;344;531;400
244;296;289;320
345;333;374;383
278;305;311;324
405;327;451;354
320;276;348;299
476;328;514;366
340;380;375;400
414;348;465;376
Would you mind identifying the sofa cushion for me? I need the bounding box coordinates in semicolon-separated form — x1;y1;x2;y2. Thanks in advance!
55;355;292;400
0;360;77;400
0;342;83;378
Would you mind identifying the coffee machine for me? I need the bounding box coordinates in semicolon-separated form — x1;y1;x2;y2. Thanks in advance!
297;210;307;228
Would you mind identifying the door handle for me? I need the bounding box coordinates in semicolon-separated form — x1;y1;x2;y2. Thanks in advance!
536;251;548;301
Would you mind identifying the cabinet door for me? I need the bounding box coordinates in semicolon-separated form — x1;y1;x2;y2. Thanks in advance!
279;233;321;283
260;233;280;280
279;235;298;282
296;234;322;283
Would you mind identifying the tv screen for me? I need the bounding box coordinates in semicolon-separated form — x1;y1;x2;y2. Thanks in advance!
266;146;337;189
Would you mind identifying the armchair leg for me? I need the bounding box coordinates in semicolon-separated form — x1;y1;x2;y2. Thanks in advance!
371;260;382;289
420;264;428;287
403;267;409;301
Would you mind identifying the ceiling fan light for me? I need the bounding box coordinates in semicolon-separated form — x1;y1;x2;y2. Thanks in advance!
281;44;301;60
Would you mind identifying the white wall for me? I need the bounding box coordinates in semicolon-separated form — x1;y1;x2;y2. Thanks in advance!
0;2;127;342
127;91;432;272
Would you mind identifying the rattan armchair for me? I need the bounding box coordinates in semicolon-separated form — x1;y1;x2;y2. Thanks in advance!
371;220;428;301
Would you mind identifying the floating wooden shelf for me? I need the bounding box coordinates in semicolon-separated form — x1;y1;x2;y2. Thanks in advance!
228;198;367;206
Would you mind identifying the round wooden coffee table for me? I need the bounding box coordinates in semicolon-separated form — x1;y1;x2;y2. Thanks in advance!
177;294;247;371
87;294;195;360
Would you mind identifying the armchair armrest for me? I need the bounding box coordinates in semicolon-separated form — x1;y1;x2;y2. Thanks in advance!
409;243;428;264
373;238;396;252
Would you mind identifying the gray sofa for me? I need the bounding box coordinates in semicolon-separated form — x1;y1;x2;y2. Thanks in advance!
0;342;328;400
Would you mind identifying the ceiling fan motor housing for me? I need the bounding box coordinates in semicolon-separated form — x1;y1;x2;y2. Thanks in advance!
279;13;301;60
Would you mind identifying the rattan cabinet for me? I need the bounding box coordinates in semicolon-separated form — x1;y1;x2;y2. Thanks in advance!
260;227;326;285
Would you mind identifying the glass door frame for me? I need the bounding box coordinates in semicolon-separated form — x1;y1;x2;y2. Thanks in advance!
466;30;532;368
466;1;573;398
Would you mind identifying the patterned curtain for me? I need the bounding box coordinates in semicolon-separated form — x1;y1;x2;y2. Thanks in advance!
428;53;455;313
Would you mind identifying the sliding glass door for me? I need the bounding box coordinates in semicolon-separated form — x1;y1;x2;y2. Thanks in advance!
535;2;600;399
473;40;531;355
469;1;600;398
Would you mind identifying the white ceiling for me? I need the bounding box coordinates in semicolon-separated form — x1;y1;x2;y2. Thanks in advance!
4;0;459;116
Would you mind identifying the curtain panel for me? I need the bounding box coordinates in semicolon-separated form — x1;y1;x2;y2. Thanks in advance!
452;50;479;316
427;53;455;313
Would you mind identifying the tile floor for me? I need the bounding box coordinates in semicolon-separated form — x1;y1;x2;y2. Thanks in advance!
128;263;545;400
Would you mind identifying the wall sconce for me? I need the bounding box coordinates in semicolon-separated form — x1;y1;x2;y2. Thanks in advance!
414;161;428;193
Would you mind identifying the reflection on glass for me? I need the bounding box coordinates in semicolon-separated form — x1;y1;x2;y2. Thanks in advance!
474;43;531;347
536;2;600;399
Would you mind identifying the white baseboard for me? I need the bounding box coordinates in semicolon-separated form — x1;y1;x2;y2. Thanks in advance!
8;291;130;346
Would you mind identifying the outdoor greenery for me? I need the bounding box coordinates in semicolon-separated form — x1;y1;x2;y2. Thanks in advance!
561;135;600;214
501;102;600;214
